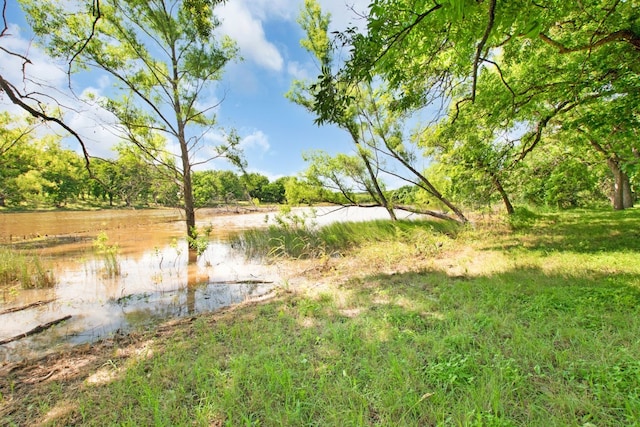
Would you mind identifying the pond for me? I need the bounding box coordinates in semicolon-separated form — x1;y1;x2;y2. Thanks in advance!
0;206;417;363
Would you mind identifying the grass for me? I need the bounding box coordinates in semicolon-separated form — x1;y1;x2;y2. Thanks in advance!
93;231;121;277
2;207;640;426
233;217;459;259
0;247;55;290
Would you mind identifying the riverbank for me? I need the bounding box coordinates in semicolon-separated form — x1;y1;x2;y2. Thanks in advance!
2;208;640;425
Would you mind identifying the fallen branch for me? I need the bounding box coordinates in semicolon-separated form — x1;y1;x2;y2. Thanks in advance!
0;315;72;345
0;299;55;315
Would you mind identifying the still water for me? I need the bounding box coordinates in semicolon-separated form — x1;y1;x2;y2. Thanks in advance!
0;208;284;363
0;206;416;363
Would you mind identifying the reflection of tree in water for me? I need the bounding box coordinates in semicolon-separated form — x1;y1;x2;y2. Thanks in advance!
120;279;263;326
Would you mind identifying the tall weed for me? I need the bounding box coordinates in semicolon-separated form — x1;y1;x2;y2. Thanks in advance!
93;232;120;277
0;247;55;289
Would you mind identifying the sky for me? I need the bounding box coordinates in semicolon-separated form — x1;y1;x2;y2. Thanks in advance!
0;0;370;182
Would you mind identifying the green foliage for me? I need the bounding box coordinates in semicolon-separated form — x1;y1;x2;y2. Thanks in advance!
320;0;639;212
186;225;212;257
284;177;324;205
0;113;87;208
290;0;466;221
192;170;246;207
93;232;120;277
0;247;55;289
19;0;241;245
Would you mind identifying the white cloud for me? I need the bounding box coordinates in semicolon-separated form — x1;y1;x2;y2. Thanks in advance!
218;1;284;72
244;167;286;183
287;61;313;81
240;130;270;152
215;0;370;77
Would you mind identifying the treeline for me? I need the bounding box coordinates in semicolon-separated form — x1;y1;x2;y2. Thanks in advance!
0;109;630;213
0;113;287;209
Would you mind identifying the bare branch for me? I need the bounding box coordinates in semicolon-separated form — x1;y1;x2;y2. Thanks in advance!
68;0;102;71
471;0;496;101
0;75;92;170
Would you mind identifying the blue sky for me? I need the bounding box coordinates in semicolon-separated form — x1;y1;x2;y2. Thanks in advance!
1;0;370;181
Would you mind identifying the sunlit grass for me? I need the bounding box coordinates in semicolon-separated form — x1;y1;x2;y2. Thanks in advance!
0;247;55;289
233;218;460;260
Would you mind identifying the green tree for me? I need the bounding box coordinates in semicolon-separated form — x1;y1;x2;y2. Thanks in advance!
21;0;241;254
260;177;287;204
215;170;245;203
37;137;87;207
289;0;467;222
284;177;324;205
319;0;639;211
241;173;270;201
0;113;37;207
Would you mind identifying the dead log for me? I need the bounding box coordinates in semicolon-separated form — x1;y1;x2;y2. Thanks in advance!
0;315;72;345
0;299;55;315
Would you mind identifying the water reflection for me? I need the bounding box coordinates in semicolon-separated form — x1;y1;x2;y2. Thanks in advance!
0;209;281;363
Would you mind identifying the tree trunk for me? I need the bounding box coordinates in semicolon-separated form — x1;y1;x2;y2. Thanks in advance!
587;134;633;210
608;158;633;210
362;154;397;221
622;172;634;209
380;138;468;223
492;173;515;214
350;131;397;221
181;153;197;256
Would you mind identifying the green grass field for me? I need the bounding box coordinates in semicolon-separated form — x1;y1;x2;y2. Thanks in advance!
2;208;639;426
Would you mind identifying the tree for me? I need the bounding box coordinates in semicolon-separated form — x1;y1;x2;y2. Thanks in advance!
20;0;241;254
318;0;639;211
0;113;36;206
284;177;324;205
37;138;87;207
241;172;269;201
0;112;91;208
289;0;467;222
260;178;287;204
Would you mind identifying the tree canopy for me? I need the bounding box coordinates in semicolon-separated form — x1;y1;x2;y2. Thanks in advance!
313;0;639;212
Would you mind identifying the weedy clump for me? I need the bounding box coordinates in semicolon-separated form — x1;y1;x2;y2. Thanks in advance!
0;247;55;289
233;206;460;260
93;232;120;277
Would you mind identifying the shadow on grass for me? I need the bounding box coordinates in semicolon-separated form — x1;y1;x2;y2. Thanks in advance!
499;207;640;253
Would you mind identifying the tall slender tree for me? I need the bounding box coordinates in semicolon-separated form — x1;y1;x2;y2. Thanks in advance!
289;0;467;222
20;0;242;252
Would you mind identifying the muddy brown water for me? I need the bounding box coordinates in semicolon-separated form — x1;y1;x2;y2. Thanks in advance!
0;208;286;363
0;206;417;363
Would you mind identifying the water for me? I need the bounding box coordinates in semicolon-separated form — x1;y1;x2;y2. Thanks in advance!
0;208;282;362
0;206;417;362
